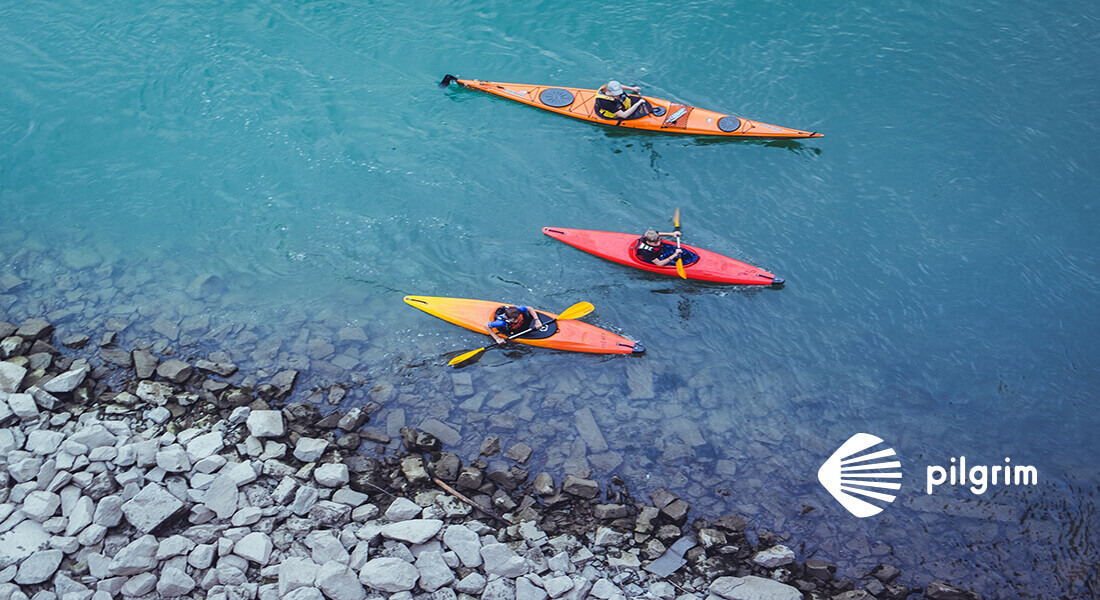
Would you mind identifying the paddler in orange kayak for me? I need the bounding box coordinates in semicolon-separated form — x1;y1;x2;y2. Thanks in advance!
594;80;652;120
486;305;544;345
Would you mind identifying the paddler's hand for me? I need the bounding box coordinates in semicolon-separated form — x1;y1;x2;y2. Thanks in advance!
672;248;683;257
672;231;681;238
533;318;543;329
495;337;507;345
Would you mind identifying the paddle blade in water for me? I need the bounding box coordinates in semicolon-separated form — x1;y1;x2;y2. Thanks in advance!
448;347;485;366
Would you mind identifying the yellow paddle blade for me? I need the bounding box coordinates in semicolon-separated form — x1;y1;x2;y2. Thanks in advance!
673;207;681;228
675;259;687;279
448;347;486;366
557;301;594;320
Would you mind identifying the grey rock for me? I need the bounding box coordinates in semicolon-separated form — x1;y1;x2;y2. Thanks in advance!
309;500;351;526
0;363;27;396
156;535;197;560
156;566;196;596
383;498;422;521
279;557;317;596
290;485;319;516
480;542;527;578
233;531;273;564
504;442;533;464
314;463;350;488
22;491;61;522
752;545;795;568
414;550;454;592
13;548;62;584
925;580;979;600
247;410;285;438
708;576;801;600
6;393;36;420
544;575;575;598
185;431;224;461
380;519;443;545
358;557;419;592
135;380;171;405
294;437;329;462
269;369;299;397
195;359;237;377
306;531;349;565
120;572;157;596
454;572;487;595
60;334;89;349
26;430;65;455
593;504;628;520
121;483;184;532
316;560;365;600
15;318;52;340
132;349;158;380
573;408;608;452
285;587;326;600
108;534;159;576
482;577;516;600
418;419;461;446
589;579;619;600
155;445;191;472
442;525;482;568
156;359;192;384
93;496;123;527
188;544;216;570
517;577;549;600
41;367;87;393
63;496;94;537
204;473;240;519
561;475;599;499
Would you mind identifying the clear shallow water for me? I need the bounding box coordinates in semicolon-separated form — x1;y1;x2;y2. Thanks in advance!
2;1;1098;598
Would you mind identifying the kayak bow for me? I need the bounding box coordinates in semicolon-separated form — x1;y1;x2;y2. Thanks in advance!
542;227;785;286
439;75;822;139
404;296;645;355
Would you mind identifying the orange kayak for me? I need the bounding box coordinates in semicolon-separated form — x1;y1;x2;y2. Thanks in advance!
403;296;644;355
439;75;822;139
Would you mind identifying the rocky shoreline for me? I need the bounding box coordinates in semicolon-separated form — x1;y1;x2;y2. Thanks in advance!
0;316;983;600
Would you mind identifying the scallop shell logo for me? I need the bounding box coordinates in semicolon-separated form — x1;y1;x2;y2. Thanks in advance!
818;433;902;518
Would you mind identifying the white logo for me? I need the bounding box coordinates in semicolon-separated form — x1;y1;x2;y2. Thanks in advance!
818;433;902;518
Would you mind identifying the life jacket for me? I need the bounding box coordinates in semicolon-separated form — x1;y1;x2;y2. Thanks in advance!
491;306;532;334
634;238;667;262
595;91;633;119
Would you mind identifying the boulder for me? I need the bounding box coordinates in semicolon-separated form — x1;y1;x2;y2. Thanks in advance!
121;483;184;533
358;557;419;592
708;576;801;600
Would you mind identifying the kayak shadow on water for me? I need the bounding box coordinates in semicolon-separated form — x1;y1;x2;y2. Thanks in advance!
600;128;823;157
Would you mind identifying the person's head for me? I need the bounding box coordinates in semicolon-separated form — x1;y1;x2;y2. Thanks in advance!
606;80;624;96
643;229;660;244
504;306;523;323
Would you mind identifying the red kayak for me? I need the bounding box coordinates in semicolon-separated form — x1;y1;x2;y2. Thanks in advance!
542;227;784;286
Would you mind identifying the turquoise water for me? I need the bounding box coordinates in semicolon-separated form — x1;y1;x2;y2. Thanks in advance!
2;1;1097;597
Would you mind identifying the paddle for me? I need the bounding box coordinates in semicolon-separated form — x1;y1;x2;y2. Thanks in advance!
447;302;595;367
673;208;687;279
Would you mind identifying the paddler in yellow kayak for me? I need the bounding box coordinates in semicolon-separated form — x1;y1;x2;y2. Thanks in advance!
595;80;652;120
486;306;545;345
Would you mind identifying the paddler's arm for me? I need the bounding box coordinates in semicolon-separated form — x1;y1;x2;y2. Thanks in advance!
518;306;543;329
486;320;508;345
652;246;683;267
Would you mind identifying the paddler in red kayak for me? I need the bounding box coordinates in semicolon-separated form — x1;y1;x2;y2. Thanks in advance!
595;80;652;120
634;229;698;267
487;306;544;345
